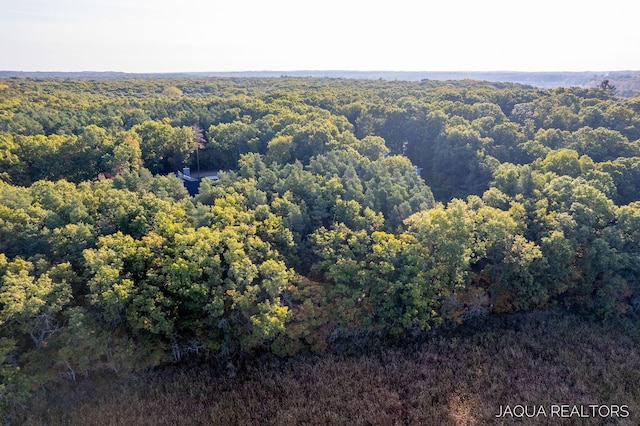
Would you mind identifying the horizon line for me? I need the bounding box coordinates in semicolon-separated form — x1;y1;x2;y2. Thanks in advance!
1;69;636;75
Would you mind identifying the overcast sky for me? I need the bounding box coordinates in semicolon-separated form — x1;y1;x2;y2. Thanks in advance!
1;0;638;73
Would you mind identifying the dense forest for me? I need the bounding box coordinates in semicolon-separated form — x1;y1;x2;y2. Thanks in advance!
4;70;640;96
1;76;640;412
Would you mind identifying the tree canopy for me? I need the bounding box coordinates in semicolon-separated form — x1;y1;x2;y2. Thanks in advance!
2;76;640;408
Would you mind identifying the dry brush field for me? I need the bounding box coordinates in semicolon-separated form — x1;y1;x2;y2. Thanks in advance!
9;309;640;425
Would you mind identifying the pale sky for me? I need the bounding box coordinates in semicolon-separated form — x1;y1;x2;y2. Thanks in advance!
1;0;638;73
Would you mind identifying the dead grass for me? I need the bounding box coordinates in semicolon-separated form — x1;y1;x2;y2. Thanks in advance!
8;309;640;425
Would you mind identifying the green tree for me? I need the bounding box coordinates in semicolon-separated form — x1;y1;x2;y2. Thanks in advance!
0;258;72;349
355;135;389;160
0;133;20;183
405;199;475;293
133;120;197;173
312;224;440;335
207;120;259;168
